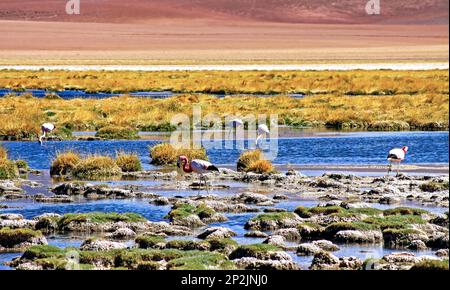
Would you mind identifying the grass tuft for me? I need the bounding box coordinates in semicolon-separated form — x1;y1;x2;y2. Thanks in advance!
50;151;81;176
150;143;208;166
95;125;139;140
72;155;122;179
115;152;142;172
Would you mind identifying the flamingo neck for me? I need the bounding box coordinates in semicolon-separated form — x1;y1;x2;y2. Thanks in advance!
183;160;193;173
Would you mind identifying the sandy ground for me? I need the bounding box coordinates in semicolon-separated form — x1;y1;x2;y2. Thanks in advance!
0;20;448;65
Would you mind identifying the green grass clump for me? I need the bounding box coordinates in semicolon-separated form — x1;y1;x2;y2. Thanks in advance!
0;228;43;248
0;158;19;179
237;150;275;173
135;235;166;249
115;152;142;172
149;143;208;166
50;151;81;176
295;205;383;219
168;252;235;270
166;203;216;221
58;212;147;228
95;125;139;140
410;259;449;271
363;215;426;230
139;122;176;132
229;244;280;260
22;245;65;260
165;240;209;251
207;238;239;253
419;181;449;192
72;155;122;179
383;207;429;216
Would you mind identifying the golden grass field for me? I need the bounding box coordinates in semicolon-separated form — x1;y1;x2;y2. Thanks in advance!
0;69;448;94
0;69;448;140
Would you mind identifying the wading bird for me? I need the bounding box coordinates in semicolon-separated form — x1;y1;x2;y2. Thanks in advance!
227;118;244;139
256;124;270;147
387;146;409;176
39;123;56;145
177;156;220;191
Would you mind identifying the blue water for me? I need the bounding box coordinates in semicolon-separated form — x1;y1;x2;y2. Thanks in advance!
0;89;173;99
1;131;448;170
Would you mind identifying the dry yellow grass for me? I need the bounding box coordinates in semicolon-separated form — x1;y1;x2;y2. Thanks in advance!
72;155;122;179
49;151;81;176
0;70;448;95
0;69;448;139
115;152;142;172
237;149;275;173
150;143;208;166
0;145;7;159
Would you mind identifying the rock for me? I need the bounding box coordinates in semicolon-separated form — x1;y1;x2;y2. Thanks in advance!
312;240;340;251
407;240;428;250
263;235;286;248
312;178;343;189
309;251;340;270
150;197;170;206
106;228;137;239
80;239;128;251
244;231;268;238
244;212;303;231
15;262;44;271
171;214;206;228
273;194;288;200
234;257;299;270
263;208;287;213
426;233;449;248
334;230;383;243
383;229;429;247
297;243;322;256
232;192;273;205
379;196;401;204
0;228;47;251
435;249;449;257
273;228;301;241
197;227;236;240
382;252;419;264
0;182;23;195
339;256;362;270
0;213;23;220
34;194;73;203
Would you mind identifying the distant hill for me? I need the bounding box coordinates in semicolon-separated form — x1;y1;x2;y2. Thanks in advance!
0;0;448;24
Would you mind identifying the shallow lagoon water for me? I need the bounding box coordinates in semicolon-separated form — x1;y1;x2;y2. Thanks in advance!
1;130;449;270
2;131;448;170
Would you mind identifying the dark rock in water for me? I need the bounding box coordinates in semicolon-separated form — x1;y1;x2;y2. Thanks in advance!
309;251;340;270
106;228;137;239
263;208;287;213
34;194;73;203
150;196;170;206
407;240;428;250
80;239;128;251
426;233;449;249
197;227;236;240
244;231;268;238
273;228;301;241
383;229;429;247
52;183;135;199
334;230;383;244
234;257;299;270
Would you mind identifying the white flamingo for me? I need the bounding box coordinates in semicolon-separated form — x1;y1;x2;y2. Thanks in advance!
227;118;244;139
39;123;56;145
387;146;409;176
177;156;220;192
256;124;270;147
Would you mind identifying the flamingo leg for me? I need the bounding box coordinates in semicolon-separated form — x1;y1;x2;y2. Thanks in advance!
387;162;392;175
396;162;401;177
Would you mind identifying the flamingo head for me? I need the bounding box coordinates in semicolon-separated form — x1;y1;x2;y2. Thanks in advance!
177;156;188;169
402;146;409;153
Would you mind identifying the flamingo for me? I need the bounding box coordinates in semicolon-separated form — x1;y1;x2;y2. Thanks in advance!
387;146;409;176
177;156;220;191
256;124;270;147
227;118;244;140
39;123;56;145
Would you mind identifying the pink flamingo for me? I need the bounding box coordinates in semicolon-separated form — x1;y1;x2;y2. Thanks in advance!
387;146;409;176
177;156;219;190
